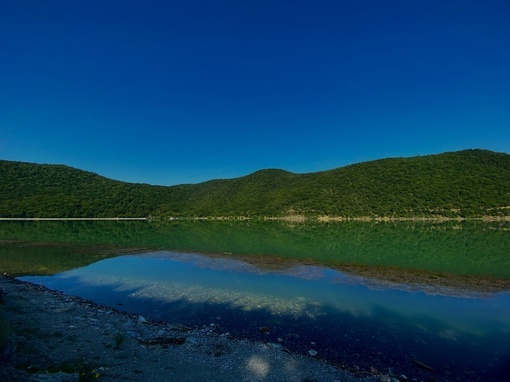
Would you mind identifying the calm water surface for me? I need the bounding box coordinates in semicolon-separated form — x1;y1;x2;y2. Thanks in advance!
2;220;509;381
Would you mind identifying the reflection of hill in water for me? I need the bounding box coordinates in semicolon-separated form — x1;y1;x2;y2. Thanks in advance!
331;263;510;297
0;219;509;283
150;250;510;298
0;241;148;276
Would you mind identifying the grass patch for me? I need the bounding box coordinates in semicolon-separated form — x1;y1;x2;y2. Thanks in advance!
48;357;101;381
112;330;126;349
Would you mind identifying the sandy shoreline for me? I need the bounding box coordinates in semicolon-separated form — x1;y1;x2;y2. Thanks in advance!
0;276;380;382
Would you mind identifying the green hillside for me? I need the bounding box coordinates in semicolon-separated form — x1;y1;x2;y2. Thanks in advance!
1;149;509;218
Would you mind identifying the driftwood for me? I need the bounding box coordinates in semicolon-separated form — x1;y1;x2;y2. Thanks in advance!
412;359;433;371
136;336;186;346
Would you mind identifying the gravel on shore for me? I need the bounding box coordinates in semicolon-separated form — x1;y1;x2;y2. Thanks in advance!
0;276;382;382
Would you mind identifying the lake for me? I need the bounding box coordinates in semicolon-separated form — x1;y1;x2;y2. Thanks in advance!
1;220;509;381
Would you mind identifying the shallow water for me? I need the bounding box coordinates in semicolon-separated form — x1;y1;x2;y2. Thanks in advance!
20;251;510;382
3;220;510;380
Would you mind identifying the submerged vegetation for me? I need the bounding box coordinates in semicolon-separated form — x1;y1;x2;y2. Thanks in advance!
1;219;509;278
1;149;509;219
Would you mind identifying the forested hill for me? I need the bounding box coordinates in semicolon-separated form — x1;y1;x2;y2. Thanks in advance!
1;149;509;219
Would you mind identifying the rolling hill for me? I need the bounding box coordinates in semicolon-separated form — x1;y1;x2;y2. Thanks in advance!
1;149;509;219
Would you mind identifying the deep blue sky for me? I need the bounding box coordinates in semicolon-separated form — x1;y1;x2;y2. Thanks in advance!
1;0;509;185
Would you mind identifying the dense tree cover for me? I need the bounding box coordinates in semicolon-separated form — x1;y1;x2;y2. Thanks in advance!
0;162;173;218
1;149;509;218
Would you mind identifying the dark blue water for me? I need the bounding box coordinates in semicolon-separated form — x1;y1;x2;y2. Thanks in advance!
21;251;510;382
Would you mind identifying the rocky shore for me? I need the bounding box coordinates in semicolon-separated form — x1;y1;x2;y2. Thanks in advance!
0;276;388;382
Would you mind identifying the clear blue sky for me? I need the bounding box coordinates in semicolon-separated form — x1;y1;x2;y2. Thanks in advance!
1;0;509;185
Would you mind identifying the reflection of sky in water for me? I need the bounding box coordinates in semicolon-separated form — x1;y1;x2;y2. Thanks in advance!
22;251;510;338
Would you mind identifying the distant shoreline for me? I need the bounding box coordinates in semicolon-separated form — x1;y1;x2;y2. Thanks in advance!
0;216;509;222
0;217;147;221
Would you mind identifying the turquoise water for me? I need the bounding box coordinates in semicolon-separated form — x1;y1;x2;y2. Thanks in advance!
3;220;510;381
21;251;510;382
